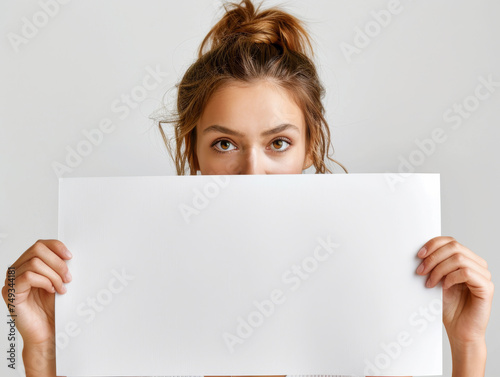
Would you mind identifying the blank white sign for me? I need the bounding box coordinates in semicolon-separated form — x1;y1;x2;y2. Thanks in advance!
56;173;442;376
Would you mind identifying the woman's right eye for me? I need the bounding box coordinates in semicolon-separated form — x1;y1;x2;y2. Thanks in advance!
212;139;237;153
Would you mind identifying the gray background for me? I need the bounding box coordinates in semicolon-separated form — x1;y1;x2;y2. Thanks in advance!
0;0;498;376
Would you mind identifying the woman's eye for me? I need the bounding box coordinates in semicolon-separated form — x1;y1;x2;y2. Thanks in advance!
212;139;236;153
270;138;291;152
211;137;292;153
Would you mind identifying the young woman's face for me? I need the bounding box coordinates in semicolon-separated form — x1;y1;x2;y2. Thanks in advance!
195;80;313;175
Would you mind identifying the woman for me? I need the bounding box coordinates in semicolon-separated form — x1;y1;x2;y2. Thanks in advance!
2;1;494;376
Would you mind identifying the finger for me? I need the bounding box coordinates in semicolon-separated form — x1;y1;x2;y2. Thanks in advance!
11;271;56;297
419;236;488;269
10;239;72;269
418;236;454;257
423;253;492;288
9;240;72;284
417;250;492;281
442;267;495;301
418;238;488;275
12;257;67;294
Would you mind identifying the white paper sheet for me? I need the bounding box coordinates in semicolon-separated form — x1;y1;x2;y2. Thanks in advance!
56;173;442;376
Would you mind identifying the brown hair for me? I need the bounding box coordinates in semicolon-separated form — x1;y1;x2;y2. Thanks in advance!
157;0;348;175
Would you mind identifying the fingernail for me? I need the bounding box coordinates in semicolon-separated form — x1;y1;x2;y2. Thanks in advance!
417;263;424;274
65;271;72;282
61;285;67;293
426;278;432;287
418;246;427;258
65;249;73;258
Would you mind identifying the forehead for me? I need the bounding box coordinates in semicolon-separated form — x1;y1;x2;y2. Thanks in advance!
198;80;305;133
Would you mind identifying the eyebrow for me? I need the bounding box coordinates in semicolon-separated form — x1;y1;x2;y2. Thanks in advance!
202;123;300;137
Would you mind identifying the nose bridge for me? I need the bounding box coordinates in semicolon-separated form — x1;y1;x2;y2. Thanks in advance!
239;146;264;175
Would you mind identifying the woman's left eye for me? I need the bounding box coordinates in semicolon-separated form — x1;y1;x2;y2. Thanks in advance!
269;138;292;152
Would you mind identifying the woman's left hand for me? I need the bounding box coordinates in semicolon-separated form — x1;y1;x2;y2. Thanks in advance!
416;236;494;347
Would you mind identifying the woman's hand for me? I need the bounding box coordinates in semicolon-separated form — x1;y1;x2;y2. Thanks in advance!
1;239;72;348
416;236;494;347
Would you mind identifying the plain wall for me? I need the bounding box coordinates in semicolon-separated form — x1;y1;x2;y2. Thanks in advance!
0;0;499;376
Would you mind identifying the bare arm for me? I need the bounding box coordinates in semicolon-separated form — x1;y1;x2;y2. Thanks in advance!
1;239;72;377
451;339;487;377
22;335;64;377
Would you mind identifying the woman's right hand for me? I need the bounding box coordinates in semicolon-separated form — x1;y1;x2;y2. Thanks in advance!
1;239;72;348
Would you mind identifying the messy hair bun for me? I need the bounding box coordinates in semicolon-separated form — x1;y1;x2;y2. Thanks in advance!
198;0;314;58
159;0;348;175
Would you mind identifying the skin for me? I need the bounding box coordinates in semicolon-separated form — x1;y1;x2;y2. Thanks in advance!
1;80;494;377
195;80;313;175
